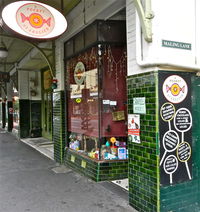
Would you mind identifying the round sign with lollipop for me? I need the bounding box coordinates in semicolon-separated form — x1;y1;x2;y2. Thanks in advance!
174;108;192;133
164;155;178;184
160;102;176;130
162;75;188;104
177;141;192;180
160;130;179;166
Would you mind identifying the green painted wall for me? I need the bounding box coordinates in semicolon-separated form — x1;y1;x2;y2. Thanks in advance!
53;91;65;163
127;72;159;212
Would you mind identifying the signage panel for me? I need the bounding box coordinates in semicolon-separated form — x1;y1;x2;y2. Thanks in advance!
162;40;192;50
159;72;192;186
1;1;67;39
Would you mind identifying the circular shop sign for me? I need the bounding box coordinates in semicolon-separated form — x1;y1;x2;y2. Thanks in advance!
160;102;176;122
177;142;191;162
174;108;192;132
1;1;67;39
162;75;188;104
74;62;85;85
163;130;179;152
16;3;55;37
164;155;178;175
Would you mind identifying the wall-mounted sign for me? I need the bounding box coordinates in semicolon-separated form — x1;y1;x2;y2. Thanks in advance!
133;97;146;114
162;75;188;104
162;40;192;50
128;114;140;143
159;72;192;186
74;62;85;85
1;1;67;39
43;70;52;90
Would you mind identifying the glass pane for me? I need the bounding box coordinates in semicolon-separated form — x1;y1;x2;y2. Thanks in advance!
85;23;97;46
66;47;99;158
98;21;126;43
100;45;128;160
74;32;84;53
13;97;19;130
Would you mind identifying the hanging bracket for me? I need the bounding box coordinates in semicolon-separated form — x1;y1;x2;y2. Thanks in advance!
133;0;154;42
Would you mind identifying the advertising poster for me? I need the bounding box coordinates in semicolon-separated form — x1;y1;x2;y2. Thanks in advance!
159;72;192;186
128;114;140;143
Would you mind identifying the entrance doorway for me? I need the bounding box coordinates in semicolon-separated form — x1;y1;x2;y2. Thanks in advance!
42;91;52;140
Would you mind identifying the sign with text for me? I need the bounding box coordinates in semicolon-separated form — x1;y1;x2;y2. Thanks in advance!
2;1;67;39
128;114;140;143
159;72;192;186
162;40;192;50
133;97;146;114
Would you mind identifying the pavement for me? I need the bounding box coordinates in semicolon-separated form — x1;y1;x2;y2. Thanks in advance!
0;129;136;212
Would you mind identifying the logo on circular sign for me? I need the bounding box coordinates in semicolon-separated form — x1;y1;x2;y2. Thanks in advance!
16;3;55;37
162;75;188;104
74;62;85;85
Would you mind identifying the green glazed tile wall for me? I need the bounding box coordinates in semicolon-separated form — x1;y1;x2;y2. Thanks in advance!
65;149;128;182
53;91;66;163
160;74;200;212
127;72;159;212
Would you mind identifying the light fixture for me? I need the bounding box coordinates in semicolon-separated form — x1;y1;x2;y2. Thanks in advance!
0;39;8;58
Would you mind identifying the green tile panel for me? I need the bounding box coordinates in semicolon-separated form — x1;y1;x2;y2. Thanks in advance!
65;149;128;182
127;72;158;212
53;91;65;163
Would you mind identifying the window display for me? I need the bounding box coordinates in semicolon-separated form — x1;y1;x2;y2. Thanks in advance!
66;45;127;161
65;20;127;162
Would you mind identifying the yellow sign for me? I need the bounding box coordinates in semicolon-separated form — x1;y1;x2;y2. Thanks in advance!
81;160;87;168
71;155;75;163
76;98;82;103
43;70;52;90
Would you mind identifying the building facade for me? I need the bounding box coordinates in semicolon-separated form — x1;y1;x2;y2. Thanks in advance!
0;0;200;211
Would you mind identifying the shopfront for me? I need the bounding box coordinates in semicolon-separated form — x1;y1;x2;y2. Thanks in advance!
64;20;128;181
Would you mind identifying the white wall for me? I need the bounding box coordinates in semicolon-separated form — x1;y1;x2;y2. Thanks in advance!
18;71;41;100
151;0;196;66
127;0;198;76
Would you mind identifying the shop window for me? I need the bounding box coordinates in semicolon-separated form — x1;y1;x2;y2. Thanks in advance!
74;33;84;53
85;23;97;47
66;44;127;161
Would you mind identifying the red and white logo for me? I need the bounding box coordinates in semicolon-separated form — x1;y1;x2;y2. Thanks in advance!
16;3;55;37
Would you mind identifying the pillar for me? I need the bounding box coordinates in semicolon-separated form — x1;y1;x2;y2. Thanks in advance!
128;71;200;212
7;82;13;132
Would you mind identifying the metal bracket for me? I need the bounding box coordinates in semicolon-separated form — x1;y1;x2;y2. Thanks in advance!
133;0;154;42
0;34;55;78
